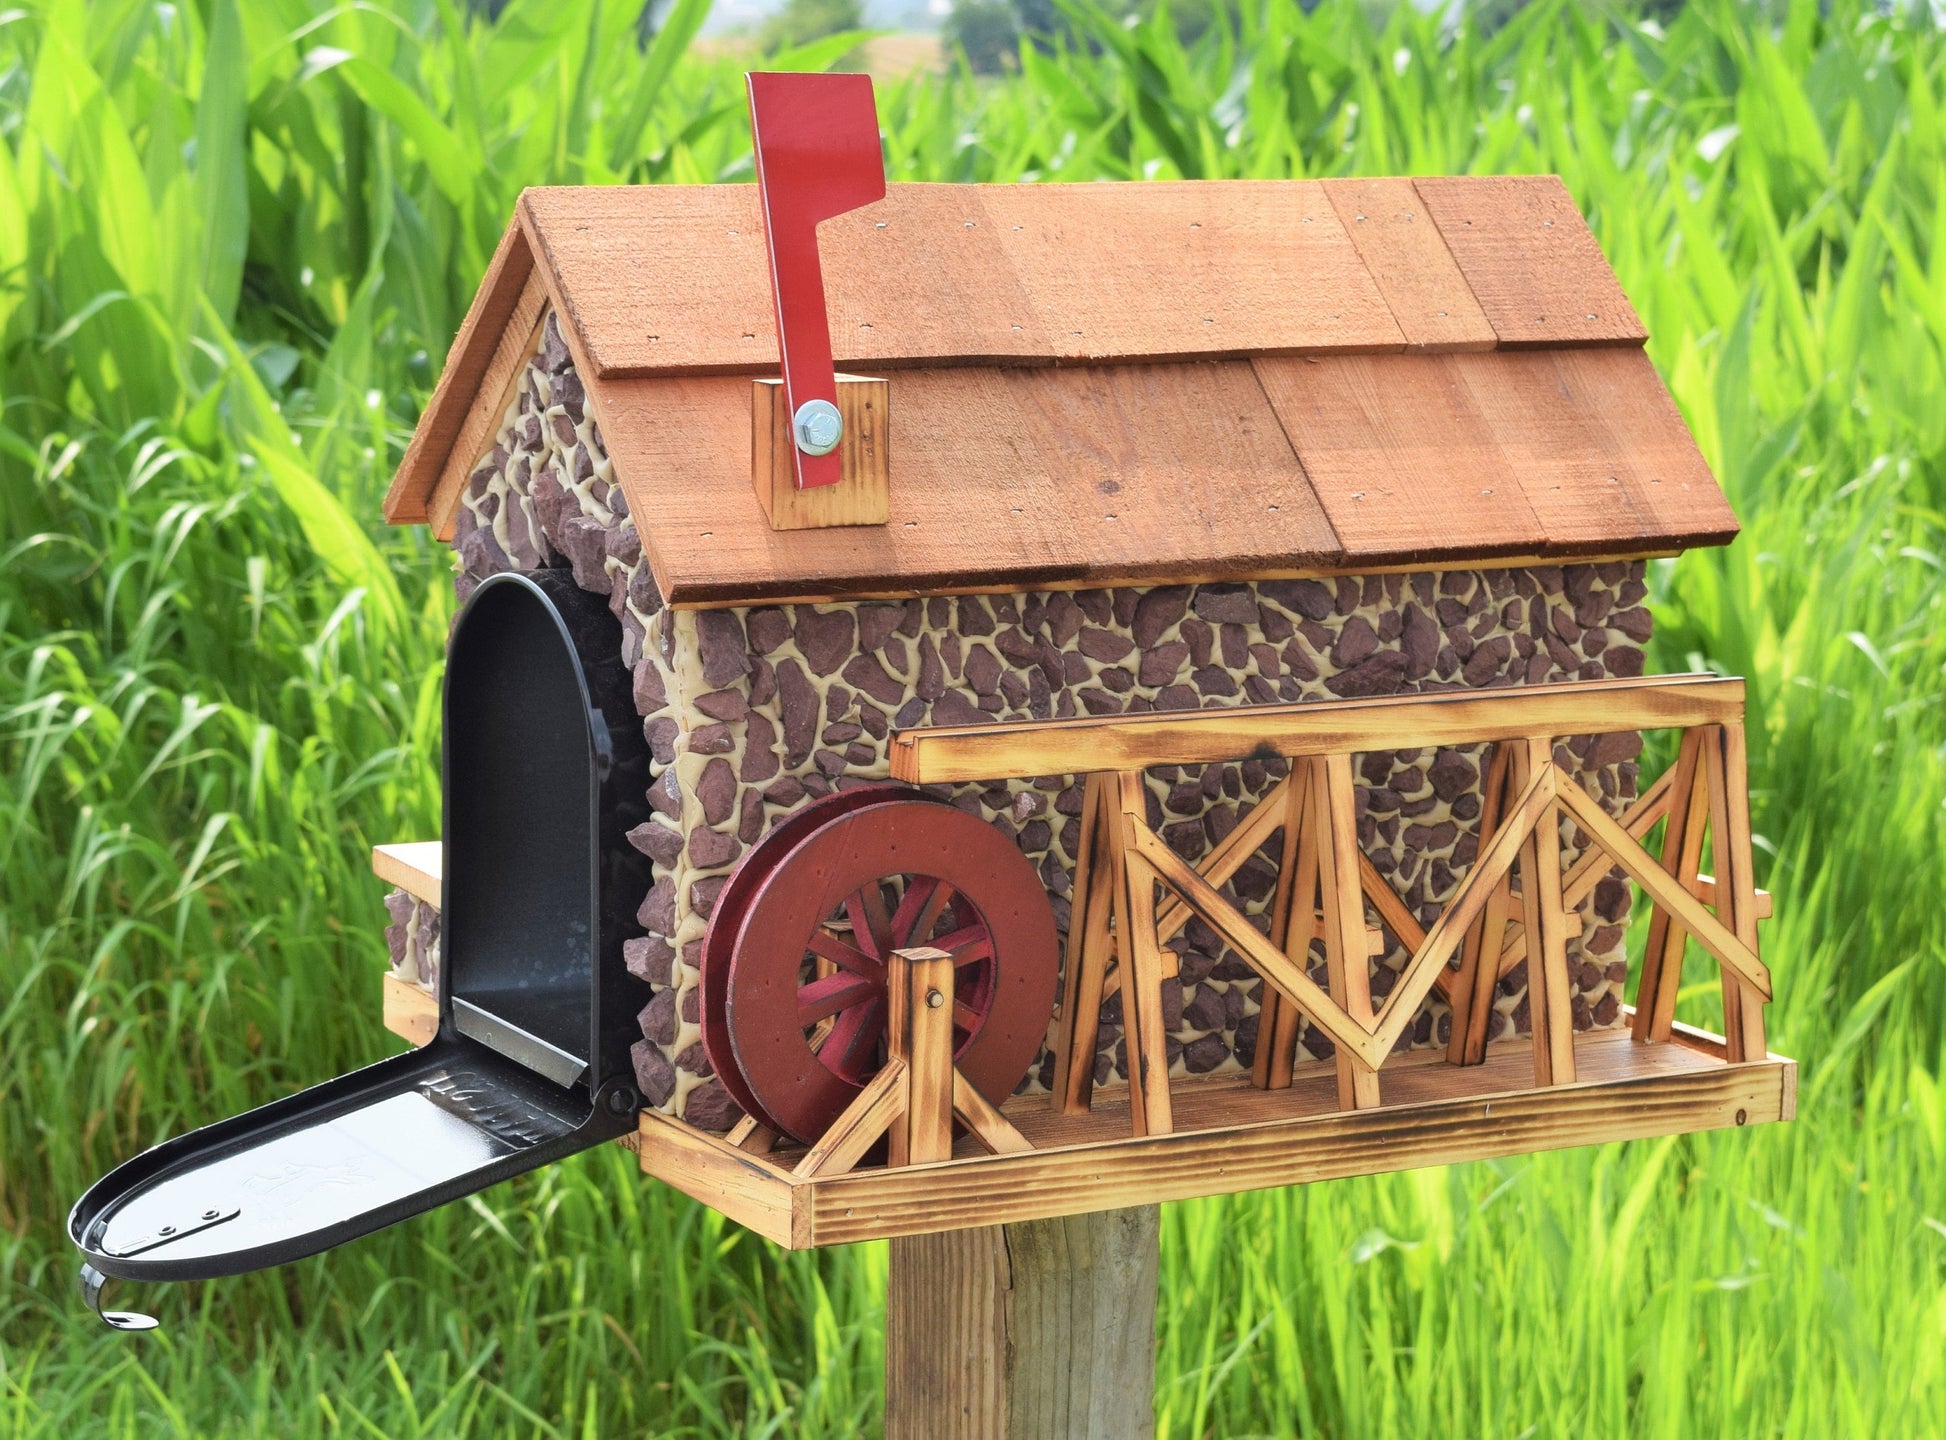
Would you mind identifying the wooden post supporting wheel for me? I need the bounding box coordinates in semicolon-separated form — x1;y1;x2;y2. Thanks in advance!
792;944;1033;1179
886;1205;1160;1440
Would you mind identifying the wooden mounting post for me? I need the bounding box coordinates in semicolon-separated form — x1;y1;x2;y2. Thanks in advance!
1704;721;1767;1062
885;1205;1160;1440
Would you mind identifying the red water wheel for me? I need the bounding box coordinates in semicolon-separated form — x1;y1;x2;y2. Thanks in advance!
699;788;1058;1146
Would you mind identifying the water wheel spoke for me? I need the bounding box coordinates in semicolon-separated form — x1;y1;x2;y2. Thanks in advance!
822;998;885;1083
932;921;995;966
952;999;983;1032
809;929;884;981
845;885;894;960
797;972;881;1027
888;876;956;949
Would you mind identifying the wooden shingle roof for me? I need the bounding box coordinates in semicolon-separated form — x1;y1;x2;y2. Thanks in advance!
385;176;1736;608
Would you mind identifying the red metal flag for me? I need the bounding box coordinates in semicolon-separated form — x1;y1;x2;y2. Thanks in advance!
747;71;886;491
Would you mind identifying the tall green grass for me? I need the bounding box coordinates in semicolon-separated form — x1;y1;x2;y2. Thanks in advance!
2;0;1943;1433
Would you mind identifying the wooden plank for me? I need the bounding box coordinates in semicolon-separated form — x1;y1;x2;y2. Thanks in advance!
581;356;1726;607
727;1116;780;1156
601;365;1356;610
1256;347;1734;566
520;181;1405;381
1115;775;1174;1136
425;273;550;541
1053;775;1113;1114
382;973;437;1047
885;1207;1158;1440
1457;347;1739;556
1129;825;1380;1069
994;1208;1158;1438
384;219;536;526
634;1106;800;1248
886;1225;1010;1439
591;369;1065;608
1254;767;1311;1090
890;674;1745;785
1358;851;1430;956
372;842;442;907
1496;760;1675;976
1314;755;1382;1108
1253;350;1550;564
751;375;890;530
1553;766;1771;998
995;361;1341;589
983;180;1407;364
801;1043;1792;1246
1447;742;1512;1064
1705;722;1768;1062
795;1060;908;1179
902;949;959;1164
952;1070;1034;1156
1633;730;1708;1042
1413;174;1647;348
1369;760;1552;1057
1323;178;1497;352
1154;776;1291;945
1517;739;1575;1086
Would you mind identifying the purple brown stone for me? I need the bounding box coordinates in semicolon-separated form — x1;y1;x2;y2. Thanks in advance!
631;1040;677;1107
794;609;857;676
681;1080;742;1131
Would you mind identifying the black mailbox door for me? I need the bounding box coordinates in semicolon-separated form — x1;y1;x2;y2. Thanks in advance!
69;571;652;1296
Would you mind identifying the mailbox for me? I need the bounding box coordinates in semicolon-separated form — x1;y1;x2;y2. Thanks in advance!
68;570;652;1325
68;74;1793;1337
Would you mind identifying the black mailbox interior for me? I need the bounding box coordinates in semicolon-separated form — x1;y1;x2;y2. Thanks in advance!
447;575;607;1086
68;570;651;1297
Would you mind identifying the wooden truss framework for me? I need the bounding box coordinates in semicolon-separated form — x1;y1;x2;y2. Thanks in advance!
890;673;1774;1141
379;672;1786;1230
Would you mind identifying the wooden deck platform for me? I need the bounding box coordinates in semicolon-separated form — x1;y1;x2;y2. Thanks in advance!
381;972;1791;1250
629;1024;1793;1248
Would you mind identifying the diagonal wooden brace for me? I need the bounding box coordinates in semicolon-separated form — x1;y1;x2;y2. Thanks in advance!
795;945;1030;1179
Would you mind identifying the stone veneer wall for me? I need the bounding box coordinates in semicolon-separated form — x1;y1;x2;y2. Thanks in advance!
401;310;1653;1131
383;890;439;991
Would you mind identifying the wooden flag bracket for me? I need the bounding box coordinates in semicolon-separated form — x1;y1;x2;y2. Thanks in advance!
746;72;891;531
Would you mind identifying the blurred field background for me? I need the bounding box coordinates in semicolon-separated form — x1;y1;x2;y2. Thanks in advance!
2;0;1944;1434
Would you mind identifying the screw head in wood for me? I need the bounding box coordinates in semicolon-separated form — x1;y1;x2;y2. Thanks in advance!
793;399;843;456
925;988;945;1009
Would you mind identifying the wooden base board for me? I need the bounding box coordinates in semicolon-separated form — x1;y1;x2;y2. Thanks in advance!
382;973;439;1047
379;977;1791;1251
373;841;441;906
637;1025;1794;1249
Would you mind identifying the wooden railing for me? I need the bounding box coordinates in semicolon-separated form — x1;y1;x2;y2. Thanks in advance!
891;674;1772;1139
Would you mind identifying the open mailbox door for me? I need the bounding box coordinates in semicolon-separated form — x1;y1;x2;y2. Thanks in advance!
68;571;653;1327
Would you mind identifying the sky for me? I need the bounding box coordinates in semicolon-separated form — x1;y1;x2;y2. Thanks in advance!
701;0;952;36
